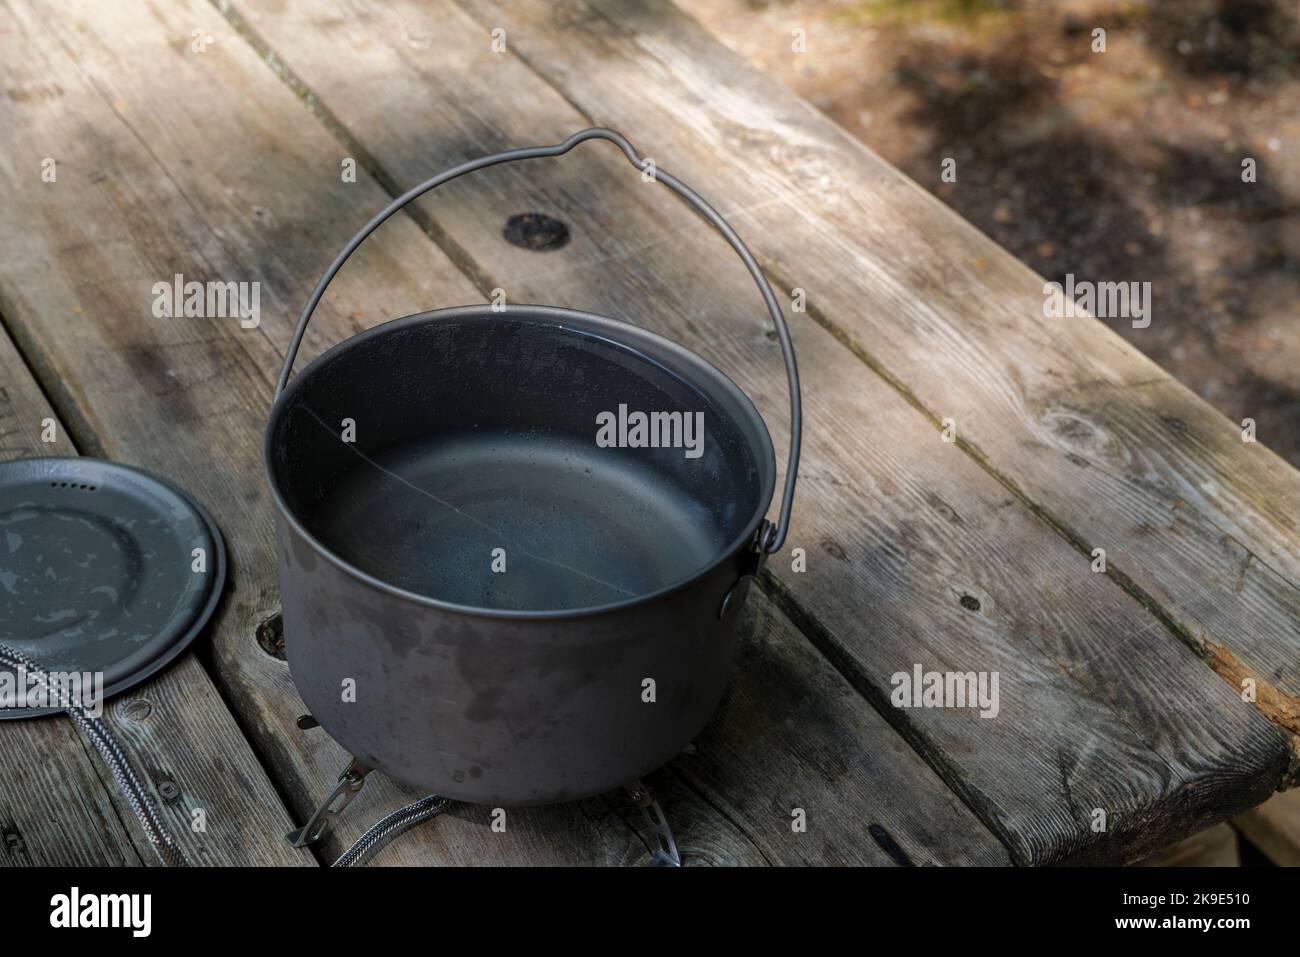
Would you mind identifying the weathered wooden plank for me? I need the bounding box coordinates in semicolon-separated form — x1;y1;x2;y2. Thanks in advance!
452;0;1300;739
1233;790;1300;867
94;659;312;866
225;0;1293;864
0;312;305;866
673;589;1008;865
0;720;140;866
0;328;141;866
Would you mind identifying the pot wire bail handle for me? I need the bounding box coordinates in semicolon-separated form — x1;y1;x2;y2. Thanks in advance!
275;127;801;554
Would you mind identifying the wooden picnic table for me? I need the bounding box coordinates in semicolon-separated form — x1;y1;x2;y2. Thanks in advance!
1;0;1297;867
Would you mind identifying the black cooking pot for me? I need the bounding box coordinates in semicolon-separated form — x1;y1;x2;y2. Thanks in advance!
264;129;800;805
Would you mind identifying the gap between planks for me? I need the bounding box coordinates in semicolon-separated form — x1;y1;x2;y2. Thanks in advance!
209;0;499;297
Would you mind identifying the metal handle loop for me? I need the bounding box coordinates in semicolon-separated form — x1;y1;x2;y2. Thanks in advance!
275;128;800;553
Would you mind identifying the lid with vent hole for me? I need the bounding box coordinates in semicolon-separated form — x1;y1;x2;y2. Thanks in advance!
0;457;225;718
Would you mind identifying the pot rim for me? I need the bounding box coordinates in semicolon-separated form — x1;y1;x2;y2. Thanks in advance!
263;304;777;621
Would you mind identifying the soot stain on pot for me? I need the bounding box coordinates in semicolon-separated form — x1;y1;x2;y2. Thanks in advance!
335;584;420;660
503;212;570;251
464;686;507;724
449;620;625;726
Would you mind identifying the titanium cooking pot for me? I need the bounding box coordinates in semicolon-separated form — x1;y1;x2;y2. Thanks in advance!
264;128;801;806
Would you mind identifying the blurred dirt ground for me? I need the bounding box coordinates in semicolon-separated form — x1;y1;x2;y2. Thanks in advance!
679;0;1300;466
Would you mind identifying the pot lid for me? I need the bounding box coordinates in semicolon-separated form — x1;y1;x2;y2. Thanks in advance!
0;457;225;719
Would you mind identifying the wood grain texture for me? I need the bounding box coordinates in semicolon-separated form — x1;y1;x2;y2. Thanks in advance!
0;335;304;867
94;660;309;866
0;329;141;866
224;0;1294;864
0;297;304;867
673;590;1008;865
0;720;140;866
448;0;1300;737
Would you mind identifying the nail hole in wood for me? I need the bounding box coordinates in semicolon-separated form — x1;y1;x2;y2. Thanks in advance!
820;539;847;561
256;613;286;661
503;212;570;252
157;780;181;803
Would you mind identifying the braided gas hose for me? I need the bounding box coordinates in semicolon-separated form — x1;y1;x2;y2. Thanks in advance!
0;642;189;867
332;793;450;867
